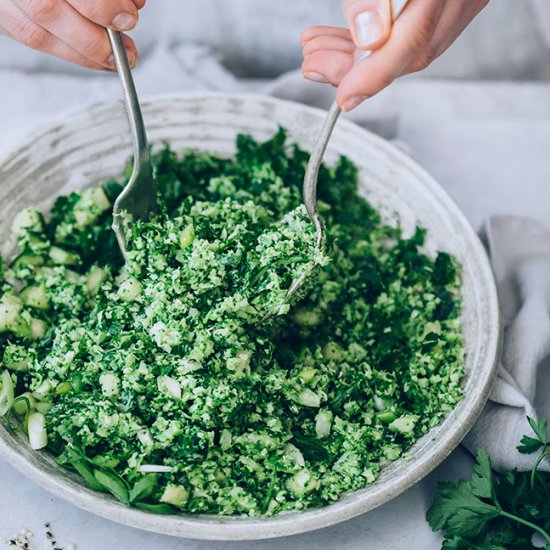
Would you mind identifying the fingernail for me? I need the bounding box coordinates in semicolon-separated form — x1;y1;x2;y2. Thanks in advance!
355;11;383;47
342;95;368;112
112;12;136;31
107;51;137;69
303;71;329;84
127;51;137;68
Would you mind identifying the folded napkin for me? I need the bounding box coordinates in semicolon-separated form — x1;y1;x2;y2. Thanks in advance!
464;216;550;471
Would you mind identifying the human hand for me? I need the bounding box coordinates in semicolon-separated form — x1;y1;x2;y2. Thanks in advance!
301;0;489;111
0;0;145;71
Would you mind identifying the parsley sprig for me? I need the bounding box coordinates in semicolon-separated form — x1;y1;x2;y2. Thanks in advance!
427;416;550;549
518;417;550;491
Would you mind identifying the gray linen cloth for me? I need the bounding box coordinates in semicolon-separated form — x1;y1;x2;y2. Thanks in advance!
464;216;550;472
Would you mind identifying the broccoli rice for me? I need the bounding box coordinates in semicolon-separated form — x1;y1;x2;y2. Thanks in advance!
0;129;464;516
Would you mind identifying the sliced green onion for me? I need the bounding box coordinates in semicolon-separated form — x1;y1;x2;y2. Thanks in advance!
12;393;34;416
30;318;47;340
137;464;174;473
86;266;107;294
160;485;189;508
157;375;181;399
315;410;332;439
0;370;14;416
27;412;48;449
117;277;142;302
20;283;48;310
296;388;321;408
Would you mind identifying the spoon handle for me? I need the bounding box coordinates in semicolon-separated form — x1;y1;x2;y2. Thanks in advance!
303;0;410;246
303;102;341;249
106;29;150;171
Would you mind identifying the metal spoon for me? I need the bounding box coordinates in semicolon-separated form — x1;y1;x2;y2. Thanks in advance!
107;29;158;257
302;0;409;267
261;1;410;322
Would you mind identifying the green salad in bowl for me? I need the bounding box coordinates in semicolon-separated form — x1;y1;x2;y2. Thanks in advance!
0;128;464;517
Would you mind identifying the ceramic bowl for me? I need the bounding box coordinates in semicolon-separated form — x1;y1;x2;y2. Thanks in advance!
0;93;500;540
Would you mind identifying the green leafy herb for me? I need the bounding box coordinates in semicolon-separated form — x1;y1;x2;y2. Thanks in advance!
134;502;176;515
518;417;548;455
129;475;158;503
70;461;105;493
519;417;550;492
93;470;130;505
292;434;331;462
427;416;550;548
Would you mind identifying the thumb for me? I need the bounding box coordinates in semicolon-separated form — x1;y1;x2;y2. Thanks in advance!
341;0;392;50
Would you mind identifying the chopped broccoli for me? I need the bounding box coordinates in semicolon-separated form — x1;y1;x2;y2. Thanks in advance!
0;129;464;516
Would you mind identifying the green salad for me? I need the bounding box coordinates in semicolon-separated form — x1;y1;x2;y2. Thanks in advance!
0;129;464;516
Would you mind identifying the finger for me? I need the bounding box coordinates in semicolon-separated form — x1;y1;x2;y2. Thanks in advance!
341;0;392;50
428;0;489;59
336;0;446;110
14;0;137;69
302;50;355;86
66;0;139;31
400;0;488;76
302;34;356;56
132;0;146;9
0;2;110;70
300;26;355;84
300;26;352;47
119;32;139;65
40;37;112;70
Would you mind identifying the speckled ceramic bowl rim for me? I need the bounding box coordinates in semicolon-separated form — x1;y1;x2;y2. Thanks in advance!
0;92;501;541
